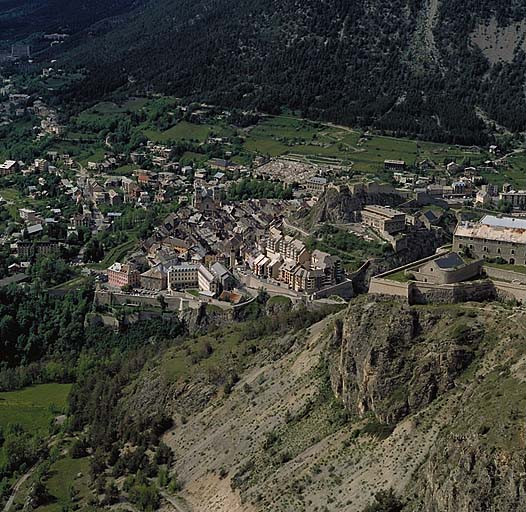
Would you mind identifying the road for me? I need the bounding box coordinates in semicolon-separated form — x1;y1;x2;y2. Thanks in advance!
161;491;191;512
3;464;37;512
282;218;311;238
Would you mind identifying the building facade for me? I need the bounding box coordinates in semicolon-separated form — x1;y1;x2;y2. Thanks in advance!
453;215;526;265
168;264;198;291
107;262;141;289
361;205;406;235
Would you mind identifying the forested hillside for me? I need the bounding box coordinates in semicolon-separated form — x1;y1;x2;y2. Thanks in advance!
39;0;526;145
0;0;143;41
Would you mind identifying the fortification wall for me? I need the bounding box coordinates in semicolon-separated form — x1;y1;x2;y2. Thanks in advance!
94;290;199;311
483;266;526;285
312;279;355;300
368;278;410;299
410;280;495;305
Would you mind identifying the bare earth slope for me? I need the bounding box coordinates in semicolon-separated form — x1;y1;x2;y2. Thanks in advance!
145;297;526;511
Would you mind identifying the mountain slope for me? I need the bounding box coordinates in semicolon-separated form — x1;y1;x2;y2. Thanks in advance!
65;297;526;511
48;0;526;144
0;0;143;42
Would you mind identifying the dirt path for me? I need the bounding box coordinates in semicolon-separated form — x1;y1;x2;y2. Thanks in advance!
3;464;37;512
161;491;191;512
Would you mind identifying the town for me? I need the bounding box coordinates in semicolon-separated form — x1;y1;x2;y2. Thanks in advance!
2;76;526;316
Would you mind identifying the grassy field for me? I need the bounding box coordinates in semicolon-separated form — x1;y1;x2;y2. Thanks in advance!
267;295;292;306
88;238;138;270
0;383;72;432
0;187;44;218
478;152;526;189
49;275;87;291
143;120;220;142
244;115;489;172
11;443;92;512
36;455;91;512
385;270;411;283
161;324;251;383
180;151;208;164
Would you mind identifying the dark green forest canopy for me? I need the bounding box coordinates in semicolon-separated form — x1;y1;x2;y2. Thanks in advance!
31;0;526;145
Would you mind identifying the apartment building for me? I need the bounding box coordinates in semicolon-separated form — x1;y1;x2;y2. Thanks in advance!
107;262;141;289
0;160;18;176
499;190;526;210
168;263;198;291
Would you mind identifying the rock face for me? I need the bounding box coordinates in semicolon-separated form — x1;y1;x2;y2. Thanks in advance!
330;297;526;511
331;299;481;423
411;435;526;512
297;185;404;228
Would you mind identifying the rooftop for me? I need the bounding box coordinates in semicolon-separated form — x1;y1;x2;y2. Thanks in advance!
455;221;526;244
480;215;526;230
363;205;405;219
434;252;465;270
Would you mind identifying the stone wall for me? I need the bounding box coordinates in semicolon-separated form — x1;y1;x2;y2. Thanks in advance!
410;280;496;305
483;266;526;284
368;278;410;299
312;279;355;300
369;277;496;305
94;290;200;311
415;259;483;285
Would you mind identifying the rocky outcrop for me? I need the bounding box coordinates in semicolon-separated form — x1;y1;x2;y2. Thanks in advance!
410;435;526;512
296;185;405;228
331;299;481;423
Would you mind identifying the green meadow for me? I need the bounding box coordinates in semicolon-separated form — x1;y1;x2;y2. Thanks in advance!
243;115;489;173
0;383;72;432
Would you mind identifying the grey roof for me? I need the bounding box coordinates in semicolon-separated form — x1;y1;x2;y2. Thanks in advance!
27;223;43;234
211;262;230;279
0;273;29;288
435;252;465;270
481;215;526;230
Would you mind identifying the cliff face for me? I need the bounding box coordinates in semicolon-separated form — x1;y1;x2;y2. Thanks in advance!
297;186;362;227
331;297;526;511
98;295;526;512
412;435;526;512
330;300;481;423
296;186;405;228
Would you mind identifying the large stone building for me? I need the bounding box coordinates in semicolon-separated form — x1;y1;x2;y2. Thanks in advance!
453;215;526;265
305;176;327;196
140;266;167;291
361;205;406;235
17;240;60;260
411;252;482;284
168;263;199;291
107;262;141;289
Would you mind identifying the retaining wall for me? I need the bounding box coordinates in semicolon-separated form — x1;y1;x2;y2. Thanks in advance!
368;278;410;300
410;280;495;305
483;266;526;285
